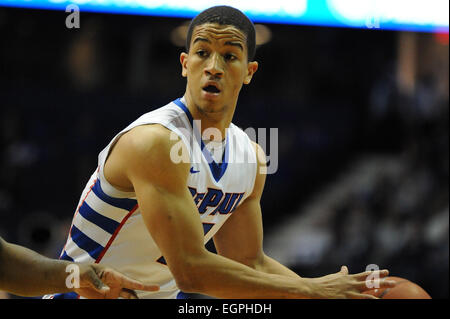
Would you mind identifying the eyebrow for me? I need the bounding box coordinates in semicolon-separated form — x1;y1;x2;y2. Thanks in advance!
193;37;244;51
225;41;244;51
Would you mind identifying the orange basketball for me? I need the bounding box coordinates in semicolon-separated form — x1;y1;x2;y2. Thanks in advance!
363;276;431;299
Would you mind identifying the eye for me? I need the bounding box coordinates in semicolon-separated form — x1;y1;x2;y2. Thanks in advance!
196;50;208;58
224;53;236;61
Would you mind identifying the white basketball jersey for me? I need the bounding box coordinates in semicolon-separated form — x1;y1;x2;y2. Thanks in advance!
46;98;257;299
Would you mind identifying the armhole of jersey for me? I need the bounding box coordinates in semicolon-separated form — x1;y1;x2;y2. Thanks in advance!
97;130;135;199
247;136;258;202
97;122;192;199
230;123;258;206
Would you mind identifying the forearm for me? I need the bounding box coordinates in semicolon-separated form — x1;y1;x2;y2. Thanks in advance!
180;251;312;299
0;239;72;296
255;254;302;279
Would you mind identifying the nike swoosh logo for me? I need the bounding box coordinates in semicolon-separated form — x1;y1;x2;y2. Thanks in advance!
190;167;200;174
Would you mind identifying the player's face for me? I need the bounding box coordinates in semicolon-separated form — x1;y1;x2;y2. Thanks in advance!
181;23;258;114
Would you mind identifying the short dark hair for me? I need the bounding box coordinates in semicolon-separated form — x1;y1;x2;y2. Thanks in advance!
185;6;256;61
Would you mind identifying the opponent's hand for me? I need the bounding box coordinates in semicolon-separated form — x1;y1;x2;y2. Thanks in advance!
73;264;159;299
309;266;396;299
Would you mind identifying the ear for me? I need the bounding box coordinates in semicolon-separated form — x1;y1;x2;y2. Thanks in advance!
180;52;188;77
243;61;258;85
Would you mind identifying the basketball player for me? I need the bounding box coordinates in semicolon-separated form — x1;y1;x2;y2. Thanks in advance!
47;6;396;299
0;236;159;298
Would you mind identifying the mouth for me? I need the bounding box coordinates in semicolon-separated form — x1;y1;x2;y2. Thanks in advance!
202;83;221;94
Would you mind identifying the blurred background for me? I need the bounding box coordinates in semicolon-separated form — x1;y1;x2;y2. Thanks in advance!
0;1;448;299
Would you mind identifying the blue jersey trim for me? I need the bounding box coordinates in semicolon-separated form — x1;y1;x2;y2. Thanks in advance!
202;223;214;235
78;201;120;235
173;98;229;183
70;225;104;260
52;292;79;299
176;291;190;299
92;179;138;211
60;251;74;262
156;256;167;265
173;98;194;125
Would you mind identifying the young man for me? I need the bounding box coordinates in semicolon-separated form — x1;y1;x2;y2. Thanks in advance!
49;6;395;298
0;236;159;298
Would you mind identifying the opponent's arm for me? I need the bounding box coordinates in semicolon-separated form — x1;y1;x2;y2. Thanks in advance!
0;237;158;298
0;236;71;296
108;125;394;299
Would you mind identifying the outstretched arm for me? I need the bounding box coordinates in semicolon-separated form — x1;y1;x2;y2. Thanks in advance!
213;142;394;298
107;125;395;299
0;237;159;298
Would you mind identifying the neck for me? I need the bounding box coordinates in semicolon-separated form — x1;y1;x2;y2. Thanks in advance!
182;93;236;141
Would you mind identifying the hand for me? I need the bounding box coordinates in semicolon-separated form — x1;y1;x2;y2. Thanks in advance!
73;264;159;299
309;266;396;299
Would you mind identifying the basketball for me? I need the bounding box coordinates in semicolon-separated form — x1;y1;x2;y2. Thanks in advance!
363;276;431;299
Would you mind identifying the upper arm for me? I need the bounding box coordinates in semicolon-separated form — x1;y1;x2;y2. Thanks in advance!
213;142;267;268
108;125;207;287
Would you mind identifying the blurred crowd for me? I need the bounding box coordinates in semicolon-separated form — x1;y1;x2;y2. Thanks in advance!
0;8;448;298
265;32;449;298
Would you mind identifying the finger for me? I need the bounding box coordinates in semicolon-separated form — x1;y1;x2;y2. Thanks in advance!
84;268;111;295
102;269;159;291
358;278;397;291
354;269;390;279
140;284;160;292
340;266;349;274
119;288;139;299
378;278;397;288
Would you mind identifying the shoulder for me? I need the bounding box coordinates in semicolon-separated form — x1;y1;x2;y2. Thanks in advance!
119;124;187;161
229;123;265;162
245;141;267;200
112;124;190;183
250;141;267;173
122;124;174;150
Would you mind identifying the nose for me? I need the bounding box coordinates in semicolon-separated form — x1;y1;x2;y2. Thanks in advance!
204;52;223;78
